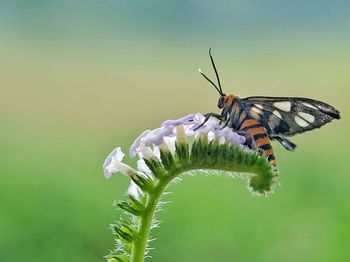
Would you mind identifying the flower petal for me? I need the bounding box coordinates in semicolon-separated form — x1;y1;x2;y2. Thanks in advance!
143;126;175;147
129;130;151;158
103;147;125;179
191;113;206;126
137;158;152;175
129;113;247;166
140;139;157;161
220;127;246;145
161;113;196;127
127;180;142;200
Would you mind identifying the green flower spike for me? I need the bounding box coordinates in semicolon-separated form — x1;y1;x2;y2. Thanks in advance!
103;113;278;262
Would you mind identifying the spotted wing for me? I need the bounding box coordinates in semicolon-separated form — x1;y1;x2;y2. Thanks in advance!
242;96;340;138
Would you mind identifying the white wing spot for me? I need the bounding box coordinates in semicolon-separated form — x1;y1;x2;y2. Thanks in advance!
273;110;282;119
298;112;315;123
254;104;263;109
251;107;262;114
302;102;317;110
294;115;309;127
273;101;291;112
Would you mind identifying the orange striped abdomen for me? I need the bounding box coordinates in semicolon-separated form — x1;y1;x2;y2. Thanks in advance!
239;118;277;166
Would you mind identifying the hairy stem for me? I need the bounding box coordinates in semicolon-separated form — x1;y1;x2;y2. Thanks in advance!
130;171;177;262
111;141;277;262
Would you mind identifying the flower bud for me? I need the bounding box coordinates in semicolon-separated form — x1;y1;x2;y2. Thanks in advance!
176;124;187;146
117;200;142;216
114;223;136;243
130;173;154;192
139;139;164;178
140;139;157;161
159;137;175;156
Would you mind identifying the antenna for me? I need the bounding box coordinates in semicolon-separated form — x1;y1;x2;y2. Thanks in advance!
208;48;223;94
198;49;224;96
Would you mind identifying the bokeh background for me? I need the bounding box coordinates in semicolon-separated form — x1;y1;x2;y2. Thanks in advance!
1;1;349;261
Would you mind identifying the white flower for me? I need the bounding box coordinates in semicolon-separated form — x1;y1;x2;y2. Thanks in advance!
137;140;162;175
191;114;221;135
161;113;196;127
103;147;138;179
139;139;157;161
143;126;174;146
129;127;174;158
129;113;248;161
137;158;151;175
105;113;248;180
219;127;246;145
103;147;125;179
159;136;176;155
129;130;151;158
127;180;142;200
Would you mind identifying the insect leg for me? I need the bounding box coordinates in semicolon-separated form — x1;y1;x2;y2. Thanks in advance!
205;112;222;120
220;117;231;129
194;113;222;130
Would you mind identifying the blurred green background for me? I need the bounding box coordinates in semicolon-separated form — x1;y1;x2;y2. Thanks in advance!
1;1;349;261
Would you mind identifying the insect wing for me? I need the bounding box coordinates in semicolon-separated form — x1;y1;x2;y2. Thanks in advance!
242;96;340;137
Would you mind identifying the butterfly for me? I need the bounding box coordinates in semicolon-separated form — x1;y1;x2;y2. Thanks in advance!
198;49;341;166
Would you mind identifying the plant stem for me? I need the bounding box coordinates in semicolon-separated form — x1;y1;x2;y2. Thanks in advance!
130;172;176;262
128;142;277;261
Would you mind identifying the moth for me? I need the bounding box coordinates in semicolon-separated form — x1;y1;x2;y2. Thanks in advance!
198;49;341;166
